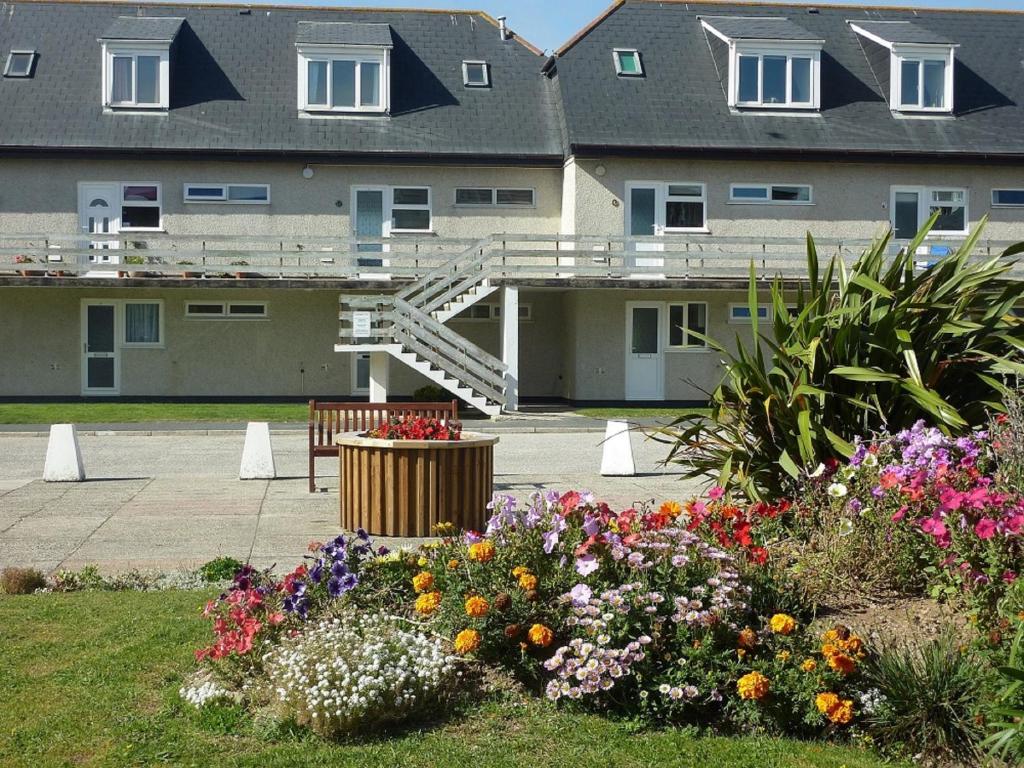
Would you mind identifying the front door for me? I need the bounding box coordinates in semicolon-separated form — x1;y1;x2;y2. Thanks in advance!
353;187;390;277
82;301;119;395
77;183;121;266
625;302;664;400
625;183;665;271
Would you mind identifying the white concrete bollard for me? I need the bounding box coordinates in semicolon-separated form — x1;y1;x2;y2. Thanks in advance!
43;423;86;482
600;420;636;477
240;422;276;480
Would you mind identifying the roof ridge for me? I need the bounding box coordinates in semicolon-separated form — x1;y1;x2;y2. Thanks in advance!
628;0;1024;19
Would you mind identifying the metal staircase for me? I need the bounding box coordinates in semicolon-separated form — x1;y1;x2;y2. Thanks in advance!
337;238;507;415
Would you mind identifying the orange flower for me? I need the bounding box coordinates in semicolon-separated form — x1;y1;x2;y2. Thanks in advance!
518;573;538;591
816;692;854;724
659;500;682;517
769;613;797;635
826;652;856;675
737;671;770;701
415;591;442;615
468;541;496;563
527;623;554;647
511;566;530;578
447;559;460;570
801;659;818;672
465;595;490;618
737;627;758;650
454;629;481;654
412;571;434;593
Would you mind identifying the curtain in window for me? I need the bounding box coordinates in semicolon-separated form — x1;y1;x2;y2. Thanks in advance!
112;56;133;102
125;303;159;344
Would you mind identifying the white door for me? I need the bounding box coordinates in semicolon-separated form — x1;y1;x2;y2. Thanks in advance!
353;187;390;279
82;301;119;395
626;184;664;270
78;183;121;268
625;302;664;400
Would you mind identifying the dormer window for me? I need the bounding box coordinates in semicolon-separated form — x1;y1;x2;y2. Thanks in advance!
99;17;182;111
3;50;37;78
613;49;643;77
700;17;823;110
850;21;956;114
462;60;490;87
296;22;392;114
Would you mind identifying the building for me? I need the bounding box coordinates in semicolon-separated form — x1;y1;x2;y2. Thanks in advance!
2;0;1023;411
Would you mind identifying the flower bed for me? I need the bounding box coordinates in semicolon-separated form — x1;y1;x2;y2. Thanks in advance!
366;416;461;441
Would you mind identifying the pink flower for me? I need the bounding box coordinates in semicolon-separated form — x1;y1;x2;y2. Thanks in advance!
575;554;599;576
1004;513;1024;534
891;506;908;522
707;487;724;501
1002;570;1017;584
974;518;998;540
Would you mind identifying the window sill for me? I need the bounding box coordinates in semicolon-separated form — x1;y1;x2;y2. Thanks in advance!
665;347;711;353
727;200;814;206
120;228;166;233
663;228;711;235
390;229;435;236
122;343;164;349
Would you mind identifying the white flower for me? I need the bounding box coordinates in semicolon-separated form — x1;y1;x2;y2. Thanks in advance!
827;482;848;498
862;453;878;468
808;463;826;478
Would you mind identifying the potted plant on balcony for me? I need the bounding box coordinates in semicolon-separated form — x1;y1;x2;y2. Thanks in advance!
14;255;45;277
335;416;497;537
118;253;145;278
178;260;201;279
230;259;261;279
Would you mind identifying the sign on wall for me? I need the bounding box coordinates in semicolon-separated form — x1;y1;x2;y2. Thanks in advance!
352;311;372;339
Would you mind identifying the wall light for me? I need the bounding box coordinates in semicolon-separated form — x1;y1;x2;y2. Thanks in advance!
302;165;314;179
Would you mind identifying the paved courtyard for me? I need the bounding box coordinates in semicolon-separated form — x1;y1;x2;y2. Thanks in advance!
0;428;698;574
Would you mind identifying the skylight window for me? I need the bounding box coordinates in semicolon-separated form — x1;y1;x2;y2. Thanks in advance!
3;50;36;78
613;49;643;77
462;60;489;87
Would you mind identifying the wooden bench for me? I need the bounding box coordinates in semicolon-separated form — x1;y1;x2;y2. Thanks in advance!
308;399;459;492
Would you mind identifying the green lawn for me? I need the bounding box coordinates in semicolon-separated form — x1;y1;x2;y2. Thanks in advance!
0;402;310;424
575;407;711;420
0;591;901;768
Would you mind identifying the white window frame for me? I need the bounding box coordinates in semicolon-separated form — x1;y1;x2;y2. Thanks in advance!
992;189;1024;208
666;302;708;349
890;185;969;239
3;50;37;78
731;46;819;109
893;49;954;113
184;301;269;320
101;42;170;110
729;303;771;324
457;303;533;322
729;183;813;205
296;44;390;114
662;182;708;233
119;183;162;232
453;187;536;208
123;299;164;347
462;60;490;87
389;187;432;233
183;183;271;205
613;48;644;77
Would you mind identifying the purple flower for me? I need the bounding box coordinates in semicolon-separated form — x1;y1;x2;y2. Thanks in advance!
308;561;324;584
327;572;358;597
582;514;601;538
569;583;593;607
543;516;567;554
576;554;599;576
376;546;390;556
330;560;348;579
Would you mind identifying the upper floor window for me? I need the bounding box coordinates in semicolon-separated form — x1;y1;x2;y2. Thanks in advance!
613;49;643;77
462;60;489;87
120;183;162;231
700;17;822;110
730;183;812;204
184;183;270;204
100;17;182;111
296;22;392;114
454;187;535;207
992;189;1024;208
3;50;37;78
849;22;955;114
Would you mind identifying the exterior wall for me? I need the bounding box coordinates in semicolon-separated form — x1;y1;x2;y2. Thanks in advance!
0;158;562;240
569;156;1024;242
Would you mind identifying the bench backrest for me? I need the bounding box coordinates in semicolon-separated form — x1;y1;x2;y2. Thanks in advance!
309;399;459;448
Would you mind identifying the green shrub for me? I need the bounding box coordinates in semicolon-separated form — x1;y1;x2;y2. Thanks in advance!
412;385;448;402
658;216;1024;499
983;625;1024;765
0;567;46;594
198;556;245;583
862;633;990;763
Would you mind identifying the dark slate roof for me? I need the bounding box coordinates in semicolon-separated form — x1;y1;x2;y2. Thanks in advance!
700;16;823;42
100;16;184;41
0;1;561;161
295;21;393;47
850;20;953;46
554;0;1024;160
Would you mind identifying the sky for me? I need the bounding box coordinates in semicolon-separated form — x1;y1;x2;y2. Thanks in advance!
239;0;1024;54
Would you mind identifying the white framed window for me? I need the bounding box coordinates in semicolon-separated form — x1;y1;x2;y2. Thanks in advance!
3;50;36;78
390;187;431;232
625;181;710;236
735;50;817;108
729;303;770;324
185;301;268;319
730;183;813;204
454;187;535;207
102;43;169;109
992;190;1024;208
123;300;163;346
183;184;271;204
297;45;388;113
462;60;489;87
891;186;968;239
458;304;532;322
352;352;370;394
667;302;707;348
613;49;643;77
896;54;952;112
119;184;161;231
663;183;707;232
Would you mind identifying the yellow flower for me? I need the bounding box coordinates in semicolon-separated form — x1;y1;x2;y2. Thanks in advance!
801;659;818;672
816;692;855;724
527;623;554;648
776;650;791;662
454;629;481;654
769;613;797;635
518;573;538;591
464;595;490;618
468;540;496;563
411;571;434;593
415;591;442;615
433;521;455;536
737;671;770;701
511;565;530;578
826;652;856;675
447;559;460;570
417;556;428;567
737;648;747;659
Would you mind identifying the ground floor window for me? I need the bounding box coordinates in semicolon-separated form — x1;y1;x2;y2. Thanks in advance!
667;302;707;347
185;301;268;319
119;183;162;231
891;186;968;239
124;301;162;345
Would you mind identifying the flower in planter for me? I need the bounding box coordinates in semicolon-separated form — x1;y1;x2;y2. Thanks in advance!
737;671;770;701
415;590;442;616
465;595;490;618
454;628;481;654
412;571;434;593
769;613;797;635
527;624;554;648
468;540;496;563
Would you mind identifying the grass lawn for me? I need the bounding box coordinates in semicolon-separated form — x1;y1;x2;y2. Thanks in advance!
0;591;902;768
0;402;310;424
575;407;711;420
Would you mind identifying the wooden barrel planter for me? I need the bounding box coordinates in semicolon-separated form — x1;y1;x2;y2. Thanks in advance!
336;432;498;537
